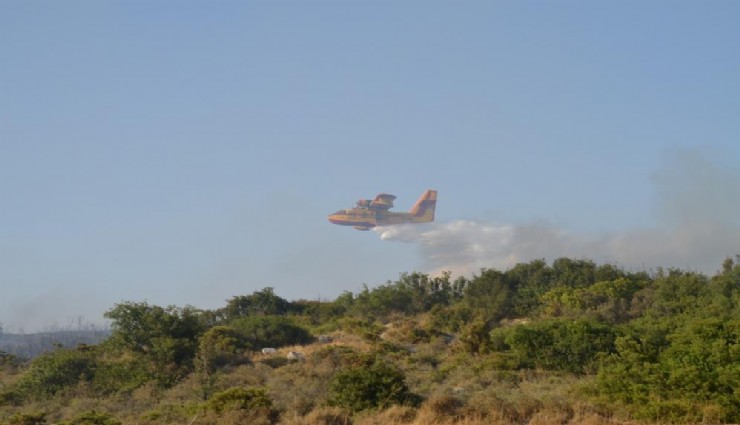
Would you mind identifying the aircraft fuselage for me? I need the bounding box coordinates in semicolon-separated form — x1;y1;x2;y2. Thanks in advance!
328;190;436;231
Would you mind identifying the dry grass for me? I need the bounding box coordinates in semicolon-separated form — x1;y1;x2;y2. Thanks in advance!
256;333;374;360
353;405;417;424
0;323;705;425
279;406;352;425
326;404;636;425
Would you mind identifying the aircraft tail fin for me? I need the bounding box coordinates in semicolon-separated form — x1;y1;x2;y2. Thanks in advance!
409;189;437;222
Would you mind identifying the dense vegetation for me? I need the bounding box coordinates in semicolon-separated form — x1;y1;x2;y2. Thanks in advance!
0;257;737;424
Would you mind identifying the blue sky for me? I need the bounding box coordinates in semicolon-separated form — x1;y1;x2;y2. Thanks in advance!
2;1;739;331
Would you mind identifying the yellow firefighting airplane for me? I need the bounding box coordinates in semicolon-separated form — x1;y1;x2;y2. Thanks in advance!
328;190;437;231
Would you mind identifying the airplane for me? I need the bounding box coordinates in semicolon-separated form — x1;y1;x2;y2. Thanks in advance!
328;189;437;231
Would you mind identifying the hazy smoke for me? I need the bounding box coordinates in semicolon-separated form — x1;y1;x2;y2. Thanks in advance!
376;148;740;276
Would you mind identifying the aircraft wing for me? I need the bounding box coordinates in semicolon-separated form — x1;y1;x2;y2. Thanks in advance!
370;193;396;210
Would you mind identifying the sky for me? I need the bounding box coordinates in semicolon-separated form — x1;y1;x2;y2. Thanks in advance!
1;1;739;332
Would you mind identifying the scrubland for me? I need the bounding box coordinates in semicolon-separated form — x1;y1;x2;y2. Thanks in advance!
1;257;737;424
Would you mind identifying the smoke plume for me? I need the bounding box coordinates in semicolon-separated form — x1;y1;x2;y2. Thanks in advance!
376;149;740;276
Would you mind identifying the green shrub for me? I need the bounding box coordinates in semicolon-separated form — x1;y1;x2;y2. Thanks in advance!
311;345;362;370
230;316;314;350
16;348;96;399
91;356;150;394
104;302;206;387
327;357;414;413
459;317;493;354
596;316;740;422
427;304;474;333
500;319;616;373
222;287;291;319
207;387;272;414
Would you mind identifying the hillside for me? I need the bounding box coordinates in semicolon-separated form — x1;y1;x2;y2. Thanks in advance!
0;257;738;425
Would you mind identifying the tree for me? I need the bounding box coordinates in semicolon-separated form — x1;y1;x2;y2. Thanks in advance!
395;271;465;312
506;259;553;316
464;269;515;321
352;283;415;318
551;258;598;288
291;298;348;325
196;326;249;399
222;287;291;320
104;302;206;386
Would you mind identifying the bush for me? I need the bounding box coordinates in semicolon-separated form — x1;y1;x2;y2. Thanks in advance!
230;316;314;350
91;356;150;395
207;386;273;414
104;302;206;387
499;319;616;373
222;287;291;319
327;357;414;413
196;326;249;372
595;316;740;422
16;348;97;399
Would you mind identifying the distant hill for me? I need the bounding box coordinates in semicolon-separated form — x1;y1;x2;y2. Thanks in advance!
0;329;110;359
